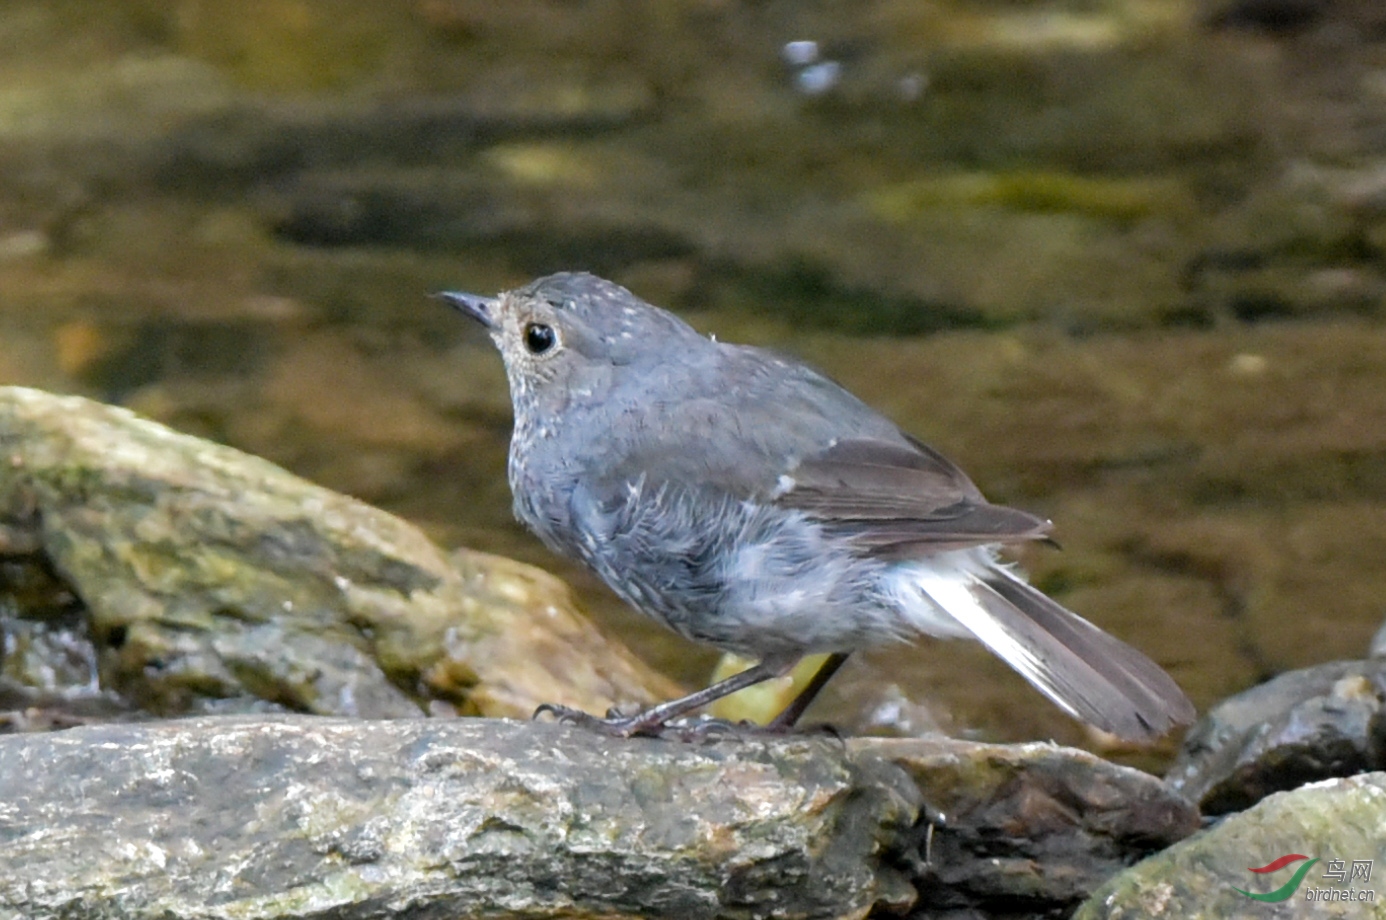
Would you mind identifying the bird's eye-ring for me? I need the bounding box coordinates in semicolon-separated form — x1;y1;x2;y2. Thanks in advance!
524;322;556;355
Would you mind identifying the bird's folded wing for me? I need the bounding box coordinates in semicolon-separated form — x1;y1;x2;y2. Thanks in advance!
775;437;1053;556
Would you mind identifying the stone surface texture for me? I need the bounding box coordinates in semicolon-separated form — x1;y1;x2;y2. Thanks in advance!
0;716;1204;920
1077;772;1386;919
1166;659;1386;814
0;386;679;724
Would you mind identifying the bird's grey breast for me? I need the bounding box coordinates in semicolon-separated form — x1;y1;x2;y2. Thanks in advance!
505;399;597;555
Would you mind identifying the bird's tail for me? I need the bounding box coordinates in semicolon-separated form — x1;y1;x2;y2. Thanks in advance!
893;551;1195;741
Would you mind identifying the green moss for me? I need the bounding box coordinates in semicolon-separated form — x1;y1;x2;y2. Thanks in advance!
867;171;1190;224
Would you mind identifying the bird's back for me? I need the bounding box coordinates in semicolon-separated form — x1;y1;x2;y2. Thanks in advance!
531;339;913;504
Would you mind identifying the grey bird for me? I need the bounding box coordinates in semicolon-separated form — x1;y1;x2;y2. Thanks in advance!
439;272;1195;740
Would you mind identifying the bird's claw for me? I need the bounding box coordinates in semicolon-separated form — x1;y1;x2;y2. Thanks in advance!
531;702;659;738
531;702;742;740
531;702;573;722
531;701;843;743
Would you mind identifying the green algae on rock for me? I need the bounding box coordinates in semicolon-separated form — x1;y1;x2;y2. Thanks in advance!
0;385;679;724
1076;772;1386;920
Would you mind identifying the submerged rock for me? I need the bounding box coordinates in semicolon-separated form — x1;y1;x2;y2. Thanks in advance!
0;715;1199;920
0;385;680;725
1076;772;1386;919
1165;659;1386;814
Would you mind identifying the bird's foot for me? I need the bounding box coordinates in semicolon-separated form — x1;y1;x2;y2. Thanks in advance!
532;702;842;742
531;702;669;738
532;702;746;740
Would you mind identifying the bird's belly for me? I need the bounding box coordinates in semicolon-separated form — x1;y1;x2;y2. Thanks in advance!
565;483;911;659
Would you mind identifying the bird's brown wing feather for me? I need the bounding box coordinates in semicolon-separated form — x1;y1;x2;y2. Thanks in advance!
775;437;1053;556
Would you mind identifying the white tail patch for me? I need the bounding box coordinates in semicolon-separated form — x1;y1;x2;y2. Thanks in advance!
885;549;1001;640
886;550;1085;722
884;548;1193;740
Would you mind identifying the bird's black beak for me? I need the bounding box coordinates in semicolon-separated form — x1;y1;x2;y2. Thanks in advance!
435;291;498;330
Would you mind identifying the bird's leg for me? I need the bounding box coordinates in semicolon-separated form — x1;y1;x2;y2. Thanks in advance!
765;652;851;731
534;657;796;739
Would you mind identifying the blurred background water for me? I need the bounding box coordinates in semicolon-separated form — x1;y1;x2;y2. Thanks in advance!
2;0;1385;760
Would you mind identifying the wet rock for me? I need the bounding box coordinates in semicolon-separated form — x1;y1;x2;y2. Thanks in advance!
1076;772;1386;919
1165;660;1386;815
0;386;680;726
862;737;1200;915
0;716;919;920
0;716;1200;920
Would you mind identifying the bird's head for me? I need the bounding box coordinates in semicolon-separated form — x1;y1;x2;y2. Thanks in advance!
438;271;703;416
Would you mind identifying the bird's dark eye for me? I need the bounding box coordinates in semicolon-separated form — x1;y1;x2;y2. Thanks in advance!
524;322;556;355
